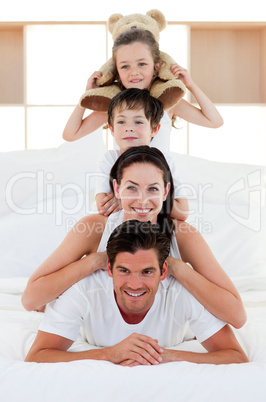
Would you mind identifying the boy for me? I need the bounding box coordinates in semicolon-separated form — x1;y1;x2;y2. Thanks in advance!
95;88;189;221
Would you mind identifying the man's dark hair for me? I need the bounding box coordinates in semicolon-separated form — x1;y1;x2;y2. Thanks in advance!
106;219;170;273
108;88;164;131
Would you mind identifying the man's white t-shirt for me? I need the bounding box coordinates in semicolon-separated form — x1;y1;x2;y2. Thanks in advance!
95;149;187;199
39;270;226;348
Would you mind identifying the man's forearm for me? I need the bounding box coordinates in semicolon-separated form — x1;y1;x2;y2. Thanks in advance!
161;348;248;365
25;347;109;363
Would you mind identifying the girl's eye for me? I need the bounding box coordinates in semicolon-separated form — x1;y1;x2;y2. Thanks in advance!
121;65;129;69
117;120;124;125
139;62;147;67
135;121;144;125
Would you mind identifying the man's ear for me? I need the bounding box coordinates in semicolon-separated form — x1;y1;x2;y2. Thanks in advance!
160;260;168;281
113;179;121;199
108;124;114;137
163;182;171;201
107;260;113;277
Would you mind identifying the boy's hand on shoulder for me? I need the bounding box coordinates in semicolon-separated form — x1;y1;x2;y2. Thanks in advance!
99;192;122;216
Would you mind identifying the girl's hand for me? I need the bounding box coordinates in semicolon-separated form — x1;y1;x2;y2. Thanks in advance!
86;71;103;90
171;63;193;89
99;192;122;216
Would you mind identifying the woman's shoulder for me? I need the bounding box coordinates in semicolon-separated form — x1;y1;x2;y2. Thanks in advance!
172;219;198;239
74;213;108;238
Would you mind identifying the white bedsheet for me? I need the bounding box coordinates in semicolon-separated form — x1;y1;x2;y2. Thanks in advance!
0;276;266;402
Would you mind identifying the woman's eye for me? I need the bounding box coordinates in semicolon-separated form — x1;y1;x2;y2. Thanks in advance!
149;187;159;192
127;186;137;191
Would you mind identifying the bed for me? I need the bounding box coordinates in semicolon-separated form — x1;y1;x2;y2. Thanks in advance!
0;131;266;401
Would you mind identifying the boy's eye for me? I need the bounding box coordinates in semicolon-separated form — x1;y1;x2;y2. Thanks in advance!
135;121;144;125
117;120;124;124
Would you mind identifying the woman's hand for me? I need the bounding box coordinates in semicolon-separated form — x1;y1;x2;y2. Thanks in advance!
86;71;103;90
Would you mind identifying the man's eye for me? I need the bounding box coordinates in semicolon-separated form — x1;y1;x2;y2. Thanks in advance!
143;270;152;275
119;269;128;274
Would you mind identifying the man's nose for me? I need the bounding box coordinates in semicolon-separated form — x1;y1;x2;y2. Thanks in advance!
128;274;142;289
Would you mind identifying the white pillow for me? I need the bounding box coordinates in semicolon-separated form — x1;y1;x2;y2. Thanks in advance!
172;152;266;278
0;131;106;277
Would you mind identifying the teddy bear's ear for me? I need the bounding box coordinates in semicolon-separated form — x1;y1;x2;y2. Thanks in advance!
146;9;167;32
108;13;123;34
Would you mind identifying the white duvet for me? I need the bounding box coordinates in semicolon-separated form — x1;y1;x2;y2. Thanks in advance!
0;276;266;402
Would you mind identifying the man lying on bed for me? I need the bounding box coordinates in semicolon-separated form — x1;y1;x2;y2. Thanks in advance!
25;220;248;366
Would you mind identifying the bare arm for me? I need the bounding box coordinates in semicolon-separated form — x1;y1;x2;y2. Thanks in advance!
63;71;108;142
168;221;247;329
161;325;248;364
171;198;189;221
22;214;107;311
168;64;223;128
25;331;163;366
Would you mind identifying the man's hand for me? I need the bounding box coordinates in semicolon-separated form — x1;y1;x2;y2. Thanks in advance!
99;192;122;216
106;333;163;366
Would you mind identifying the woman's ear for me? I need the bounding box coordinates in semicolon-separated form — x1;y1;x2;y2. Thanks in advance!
163;182;171;201
113;179;121;199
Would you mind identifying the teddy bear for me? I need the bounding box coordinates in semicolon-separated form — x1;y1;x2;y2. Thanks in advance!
79;9;186;111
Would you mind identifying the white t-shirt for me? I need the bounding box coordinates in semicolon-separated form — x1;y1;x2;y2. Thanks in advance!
39;270;226;347
95;149;187;199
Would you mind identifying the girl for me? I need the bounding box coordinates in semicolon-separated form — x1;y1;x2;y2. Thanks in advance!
22;146;246;330
63;28;223;153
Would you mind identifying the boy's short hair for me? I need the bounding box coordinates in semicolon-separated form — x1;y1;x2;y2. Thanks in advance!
106;219;170;274
108;88;164;130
